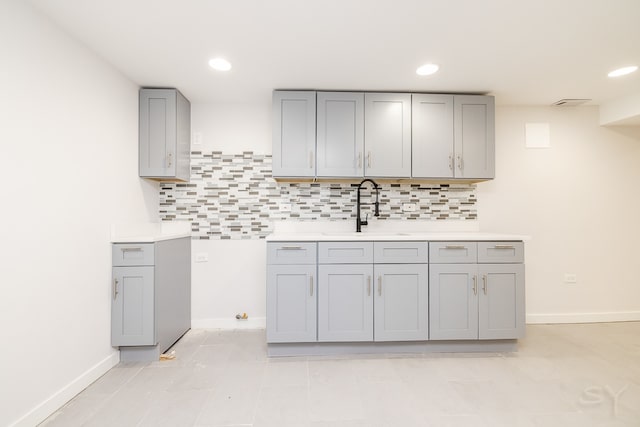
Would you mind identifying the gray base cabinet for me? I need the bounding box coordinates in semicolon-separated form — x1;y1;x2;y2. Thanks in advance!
111;237;191;361
318;264;373;342
374;264;429;341
139;88;190;181
266;239;524;355
266;243;317;343
429;242;525;340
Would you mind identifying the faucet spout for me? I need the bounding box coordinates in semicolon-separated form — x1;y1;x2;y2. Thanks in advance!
356;179;380;232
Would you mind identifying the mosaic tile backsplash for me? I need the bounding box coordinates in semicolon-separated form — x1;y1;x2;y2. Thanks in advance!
159;151;477;239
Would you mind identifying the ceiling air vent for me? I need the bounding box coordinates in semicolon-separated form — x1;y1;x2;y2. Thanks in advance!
552;99;591;107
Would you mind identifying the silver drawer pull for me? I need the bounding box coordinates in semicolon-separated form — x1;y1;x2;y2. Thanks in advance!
367;276;371;296
445;245;466;250
482;274;487;295
472;275;477;295
280;246;303;250
113;278;119;300
493;245;515;249
310;276;314;297
378;276;382;296
121;247;143;252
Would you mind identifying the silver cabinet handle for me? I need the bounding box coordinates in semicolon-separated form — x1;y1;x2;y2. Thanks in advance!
494;245;515;249
309;151;314;169
482;274;487;295
113;278;119;300
121;247;143;252
445;245;465;250
280;246;302;250
472;275;477;295
367;151;372;168
358;152;362;168
448;154;453;171
167;152;173;168
310;276;314;297
367;276;371;296
457;155;462;171
378;276;382;296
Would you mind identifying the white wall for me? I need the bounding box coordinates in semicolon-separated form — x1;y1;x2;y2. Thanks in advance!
0;2;158;426
477;106;640;323
189;103;640;328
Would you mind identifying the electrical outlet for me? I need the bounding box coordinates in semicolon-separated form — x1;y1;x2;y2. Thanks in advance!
564;273;577;284
402;203;417;212
195;252;209;263
280;203;292;212
192;132;203;145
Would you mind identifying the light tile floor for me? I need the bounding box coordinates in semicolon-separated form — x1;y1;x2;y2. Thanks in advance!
41;322;640;426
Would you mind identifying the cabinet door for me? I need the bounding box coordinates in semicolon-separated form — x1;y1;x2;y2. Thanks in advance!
266;265;317;343
317;92;364;177
453;95;495;179
112;266;155;346
374;264;428;341
412;94;454;178
318;264;373;342
429;264;478;340
478;264;525;339
272;91;316;177
139;89;177;178
364;93;411;177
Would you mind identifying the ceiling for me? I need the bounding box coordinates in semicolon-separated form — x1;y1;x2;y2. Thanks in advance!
28;0;640;107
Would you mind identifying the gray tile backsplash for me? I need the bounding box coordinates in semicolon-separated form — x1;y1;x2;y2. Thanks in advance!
159;151;477;239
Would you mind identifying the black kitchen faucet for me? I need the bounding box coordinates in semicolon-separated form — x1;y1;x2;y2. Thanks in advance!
356;178;380;232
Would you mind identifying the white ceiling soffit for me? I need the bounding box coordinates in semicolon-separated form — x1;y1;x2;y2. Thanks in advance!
27;0;640;106
600;93;640;126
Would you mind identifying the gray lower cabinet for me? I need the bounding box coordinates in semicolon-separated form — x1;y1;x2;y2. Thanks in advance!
374;264;429;341
272;91;316;178
266;265;317;343
266;242;317;343
429;241;525;340
111;238;191;361
317;241;428;342
139;88;190;181
318;264;373;342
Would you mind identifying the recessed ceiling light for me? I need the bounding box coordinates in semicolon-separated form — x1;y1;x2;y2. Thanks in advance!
416;63;439;76
607;66;638;78
209;57;232;71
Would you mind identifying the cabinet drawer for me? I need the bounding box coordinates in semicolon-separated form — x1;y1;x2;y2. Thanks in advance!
374;241;428;264
112;243;155;266
318;242;373;264
477;241;524;263
429;242;477;263
267;242;317;265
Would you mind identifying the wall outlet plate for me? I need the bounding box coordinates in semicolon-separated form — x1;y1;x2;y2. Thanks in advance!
564;273;577;284
280;203;292;212
195;252;209;263
402;203;417;212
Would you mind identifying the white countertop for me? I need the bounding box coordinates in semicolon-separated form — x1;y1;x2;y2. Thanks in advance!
110;222;192;243
266;231;530;242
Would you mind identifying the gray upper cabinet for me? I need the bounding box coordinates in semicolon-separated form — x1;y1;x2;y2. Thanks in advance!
272;91;316;177
412;94;455;178
364;93;411;177
139;88;190;181
454;95;495;179
316;92;364;177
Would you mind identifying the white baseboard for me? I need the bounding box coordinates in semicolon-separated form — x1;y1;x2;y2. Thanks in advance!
527;311;640;324
192;317;266;330
10;351;120;427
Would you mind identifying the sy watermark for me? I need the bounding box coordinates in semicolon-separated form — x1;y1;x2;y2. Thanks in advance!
579;384;629;416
